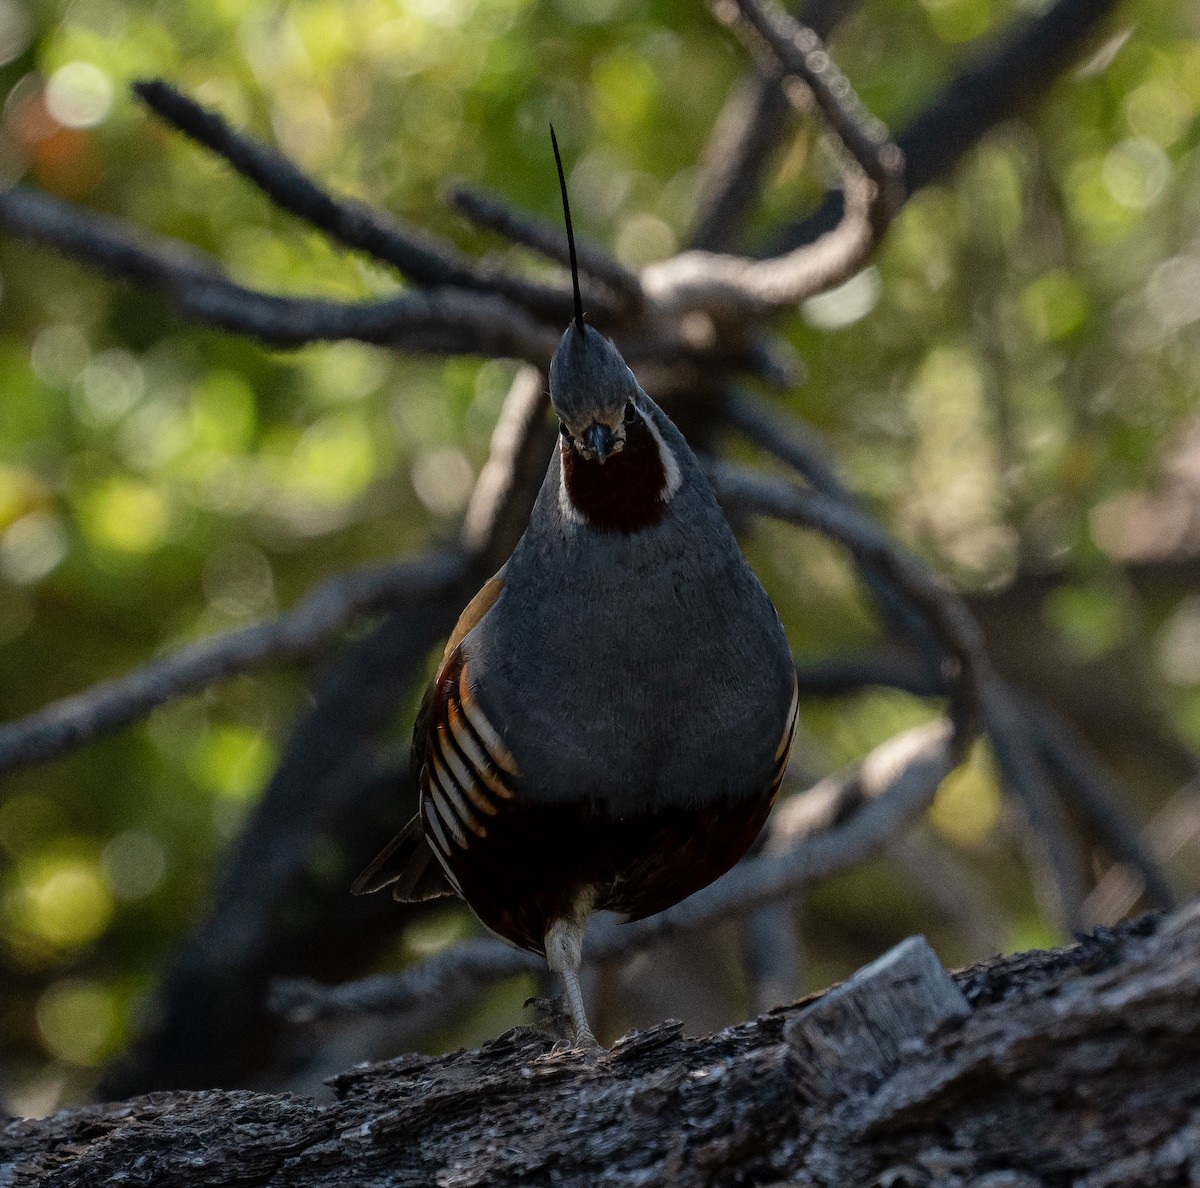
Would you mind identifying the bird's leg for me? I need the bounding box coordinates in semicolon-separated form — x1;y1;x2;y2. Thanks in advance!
544;898;599;1049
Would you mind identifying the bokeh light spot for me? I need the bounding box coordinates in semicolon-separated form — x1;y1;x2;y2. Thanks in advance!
0;1;33;68
411;446;473;517
29;324;88;388
44;62;113;129
803;267;882;331
1019;271;1089;341
5;851;114;950
100;830;167;901
36;978;117;1065
78;477;171;555
1101;137;1170;210
614;212;676;270
928;742;1001;846
72;348;145;427
285;414;377;507
189;724;276;801
1044;584;1128;664
0;510;70;584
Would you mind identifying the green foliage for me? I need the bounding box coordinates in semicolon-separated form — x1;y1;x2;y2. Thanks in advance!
1;0;1197;1111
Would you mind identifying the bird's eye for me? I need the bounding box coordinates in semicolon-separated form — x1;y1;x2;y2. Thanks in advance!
623;400;637;424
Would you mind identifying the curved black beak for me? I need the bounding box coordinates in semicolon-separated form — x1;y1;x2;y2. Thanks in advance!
583;423;615;463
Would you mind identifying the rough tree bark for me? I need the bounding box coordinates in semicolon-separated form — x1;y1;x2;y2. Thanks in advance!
4;903;1197;1187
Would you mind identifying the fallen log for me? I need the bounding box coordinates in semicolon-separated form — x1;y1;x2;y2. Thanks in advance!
3;904;1198;1187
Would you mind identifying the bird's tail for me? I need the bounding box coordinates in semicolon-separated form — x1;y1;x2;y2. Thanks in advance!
351;814;455;902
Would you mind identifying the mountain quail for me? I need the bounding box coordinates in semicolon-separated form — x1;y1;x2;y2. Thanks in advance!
353;134;798;1048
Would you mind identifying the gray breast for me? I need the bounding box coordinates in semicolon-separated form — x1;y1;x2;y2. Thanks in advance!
464;403;795;817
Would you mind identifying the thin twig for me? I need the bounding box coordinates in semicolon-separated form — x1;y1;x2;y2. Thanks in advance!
0;552;468;776
1083;781;1198;924
446;184;643;315
724;387;944;671
133;80;594;323
739;898;804;1012
985;684;1087;933
1016;688;1177;910
723;387;850;498
708;461;989;718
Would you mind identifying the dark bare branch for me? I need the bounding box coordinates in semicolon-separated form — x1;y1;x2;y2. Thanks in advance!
794;648;944;698
896;0;1117;196
1018;688;1178;911
460;365;554;559
985;685;1088;932
134;79;592;322
770;0;1119;253
0;186;559;360
690;75;793;253
643;0;902;320
724;389;944;661
179;276;559;360
644;140;877;320
0;181;222;285
723;386;850;498
446;184;643;315
0;551;467;776
722;392;1148;931
690;0;855;251
718;0;904;220
709;462;988;713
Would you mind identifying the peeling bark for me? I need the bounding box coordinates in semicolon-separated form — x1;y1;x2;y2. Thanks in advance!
4;907;1197;1187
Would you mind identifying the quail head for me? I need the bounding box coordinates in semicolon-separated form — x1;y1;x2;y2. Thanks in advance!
353;134;798;1048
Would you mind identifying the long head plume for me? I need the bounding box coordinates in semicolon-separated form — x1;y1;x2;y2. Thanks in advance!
550;125;585;335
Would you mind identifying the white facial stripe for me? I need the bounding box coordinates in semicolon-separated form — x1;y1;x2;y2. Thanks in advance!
558;450;584;524
642;412;682;501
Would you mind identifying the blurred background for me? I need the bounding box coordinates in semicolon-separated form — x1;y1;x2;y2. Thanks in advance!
0;0;1198;1116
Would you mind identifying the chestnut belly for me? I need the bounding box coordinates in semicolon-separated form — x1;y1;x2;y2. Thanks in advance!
439;790;776;954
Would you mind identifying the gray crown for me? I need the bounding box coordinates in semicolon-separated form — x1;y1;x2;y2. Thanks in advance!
548;323;639;431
